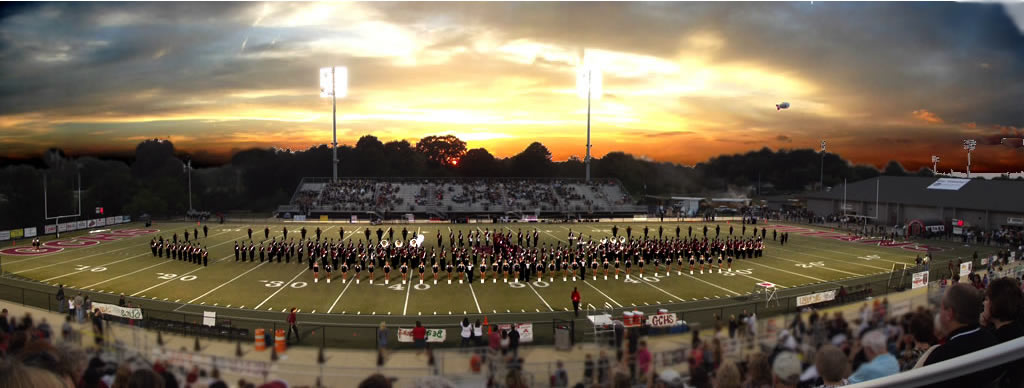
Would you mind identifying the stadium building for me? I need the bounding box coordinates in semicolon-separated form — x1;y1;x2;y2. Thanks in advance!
802;176;1024;234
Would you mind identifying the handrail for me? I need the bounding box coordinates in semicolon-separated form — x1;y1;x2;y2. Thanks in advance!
847;336;1024;388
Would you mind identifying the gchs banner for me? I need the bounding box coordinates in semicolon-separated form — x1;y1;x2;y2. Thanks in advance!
960;262;973;277
497;323;535;343
796;290;837;307
24;227;37;238
647;313;678;328
92;302;144;320
397;328;446;343
912;271;929;289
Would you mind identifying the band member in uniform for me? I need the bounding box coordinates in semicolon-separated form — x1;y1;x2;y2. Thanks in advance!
282;226;288;240
259;243;265;262
690;255;696;275
313;260;320;283
717;254;724;273
354;259;362;284
400;261;409;284
234;241;240;261
613;257;621;279
248;242;255;261
202;247;208;267
637;256;645;277
301;227;307;240
324;260;333;284
602;256;610;280
570;258;579;282
151;239;158;257
445;260;454;284
591;257;599;280
699;254;706;274
341;261;349;283
491;259;499;283
502;260;511;283
547;259;556;282
457;260;465;284
264;226;270;240
383;261;391;284
367;259;376;284
653;255;662;276
727;254;733;272
624;256;632;279
417;260;426;284
478;258;487;284
512;260;520;283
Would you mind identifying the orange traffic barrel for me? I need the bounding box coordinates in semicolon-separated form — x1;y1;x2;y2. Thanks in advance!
254;328;266;351
275;329;287;353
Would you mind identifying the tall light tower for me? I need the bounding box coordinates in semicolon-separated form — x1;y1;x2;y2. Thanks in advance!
184;159;192;211
962;139;976;178
319;66;348;183
577;56;602;182
820;140;826;192
931;155;940;174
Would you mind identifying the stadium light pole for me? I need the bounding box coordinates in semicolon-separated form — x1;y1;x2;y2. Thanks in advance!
962;140;976;178
820;140;826;192
931;155;940;174
185;159;192;211
577;57;602;182
320;66;348;183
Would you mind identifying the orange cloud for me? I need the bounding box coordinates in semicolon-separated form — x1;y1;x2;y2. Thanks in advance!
912;109;944;124
963;122;976;130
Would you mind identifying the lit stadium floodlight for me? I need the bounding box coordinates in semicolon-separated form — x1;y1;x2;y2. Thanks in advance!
820;140;826;192
320;66;348;183
962;139;976;178
577;58;602;182
931;155;940;174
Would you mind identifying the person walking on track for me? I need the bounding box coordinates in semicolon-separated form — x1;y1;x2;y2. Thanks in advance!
287;307;300;344
572;287;582;317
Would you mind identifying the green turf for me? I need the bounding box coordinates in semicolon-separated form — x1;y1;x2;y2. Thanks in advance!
1;220;1003;349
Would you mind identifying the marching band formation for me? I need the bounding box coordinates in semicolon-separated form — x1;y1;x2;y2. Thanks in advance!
157;224;776;287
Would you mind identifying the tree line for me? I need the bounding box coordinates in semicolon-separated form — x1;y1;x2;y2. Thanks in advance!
0;134;936;228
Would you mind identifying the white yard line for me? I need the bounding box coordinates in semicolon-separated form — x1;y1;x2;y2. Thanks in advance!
403;277;412;315
584;280;623;308
83;260;172;289
785;242;908;265
38;252;151;280
745;260;828;283
527;283;554;311
638;278;685;302
774;245;891;271
187;262;267;303
468;283;483;314
254;267;306;310
130;265;206;296
681;273;742;296
328;280;354;314
765;254;865;276
3;225;183;264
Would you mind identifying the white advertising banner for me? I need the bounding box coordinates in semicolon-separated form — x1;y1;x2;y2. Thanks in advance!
106;217;116;225
45;225;57;234
77;220;87;229
115;216;124;223
58;223;69;232
93;302;144;320
24;227;37;238
293;215;306;222
123;215;131;222
497;323;535;343
927;178;970;191
397;328;447;343
647;313;678;328
960;262;973;277
203;311;216;327
912;271;929;289
796;290;837;307
87;219;97;227
0;231;9;241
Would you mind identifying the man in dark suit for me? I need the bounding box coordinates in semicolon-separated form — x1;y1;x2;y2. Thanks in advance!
922;283;999;388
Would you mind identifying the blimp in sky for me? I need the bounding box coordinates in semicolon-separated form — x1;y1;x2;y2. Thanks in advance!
776;102;790;111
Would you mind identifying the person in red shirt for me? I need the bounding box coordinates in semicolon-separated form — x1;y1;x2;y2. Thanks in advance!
287;307;300;344
489;324;502;352
413;321;427;354
571;287;582;317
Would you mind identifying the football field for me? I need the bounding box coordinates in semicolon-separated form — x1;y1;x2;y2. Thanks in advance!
0;219;996;346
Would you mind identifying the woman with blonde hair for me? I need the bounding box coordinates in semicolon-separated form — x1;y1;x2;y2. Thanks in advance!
715;361;742;388
742;352;773;388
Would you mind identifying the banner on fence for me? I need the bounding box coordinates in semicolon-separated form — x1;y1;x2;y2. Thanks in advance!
397;328;446;343
0;231;9;241
293;215;306;222
115;216;124;223
58;223;68;232
106;217;116;225
152;348;268;378
350;215;357;223
647;313;678;328
87;219;97;227
203;311;216;327
93;302;144;320
24;227;37;238
45;225;57;234
123;215;131;223
497;323;535;343
76;220;87;229
10;229;23;239
960;262;973;277
796;290;837;307
912;271;929;289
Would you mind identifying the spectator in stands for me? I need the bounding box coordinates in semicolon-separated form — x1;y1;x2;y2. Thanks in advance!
901;311;937;370
635;339;652;377
459;318;472;348
473;319;484;347
814;344;849;387
742;352;773;388
715;360;742;388
488;325;501;353
771;351;802;388
413;321;427;355
847;330;898;384
0;357;67;388
922;283;999;388
377;322;389;358
550;360;568;387
981;277;1024;388
689;366;712;388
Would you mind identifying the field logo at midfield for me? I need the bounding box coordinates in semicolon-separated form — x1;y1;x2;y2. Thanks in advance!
0;229;159;256
766;225;951;252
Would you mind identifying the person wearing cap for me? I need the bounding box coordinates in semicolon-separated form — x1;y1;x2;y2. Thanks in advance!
847;330;898;384
772;351;802;388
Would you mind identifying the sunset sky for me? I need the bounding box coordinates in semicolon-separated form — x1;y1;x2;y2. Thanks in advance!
1;2;1023;171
